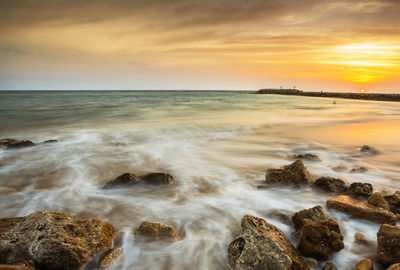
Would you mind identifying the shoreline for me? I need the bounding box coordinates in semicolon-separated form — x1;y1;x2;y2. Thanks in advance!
255;89;400;102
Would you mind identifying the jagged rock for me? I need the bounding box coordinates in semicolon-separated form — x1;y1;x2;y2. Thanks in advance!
388;263;400;270
0;211;115;270
368;192;390;211
354;258;373;270
360;145;379;155
321;262;337;270
0;139;35;149
304;257;318;268
354;233;371;246
384;192;400;214
350;166;368;173
291;206;330;231
289;153;320;162
348;182;373;198
377;224;400;265
104;173;137;187
133;221;179;242
98;248;123;268
140;173;174;185
327;195;396;225
265;160;312;185
227;215;309;270
313;177;348;193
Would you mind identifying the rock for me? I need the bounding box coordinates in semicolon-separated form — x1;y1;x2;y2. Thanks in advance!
360;145;379;155
321;262;337;270
348;182;373;198
0;187;18;195
304;257;318;268
388;263;400;270
42;140;58;144
98;248;123;268
354;233;371;246
327;195;397;225
0;139;35;149
377;224;400;265
313;177;348;193
133;221;179;242
104;173;137;188
289;153;320;162
297;219;344;260
350;166;368;173
140;173;174;185
0;262;35;270
267;210;292;226
0;210;115;270
227;215;309;270
384;192;400;214
291;206;330;231
368;192;390;211
354;258;373;270
265;160;312;186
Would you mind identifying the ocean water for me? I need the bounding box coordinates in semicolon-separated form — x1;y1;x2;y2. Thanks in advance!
0;90;399;270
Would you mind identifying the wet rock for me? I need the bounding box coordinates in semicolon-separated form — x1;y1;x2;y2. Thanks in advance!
42;140;58;144
289;153;320;162
98;247;123;268
348;182;373;198
368;192;390;211
0;139;35;149
327;195;397;225
350;166;368;173
384;192;400;214
332;165;347;172
0;187;18;195
104;173;137;188
133;221;179;242
267;210;292;226
321;262;337;270
354;233;371;246
388;263;400;270
377;224;400;265
227;215;309;270
304;257;318;268
360;145;380;155
291;206;330;231
0;262;35;270
140;173;174;185
265;160;312;186
297;220;344;260
0;210;115;270
313;177;348;193
354;258;373;270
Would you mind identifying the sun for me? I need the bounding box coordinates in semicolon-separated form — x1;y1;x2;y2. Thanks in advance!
360;89;365;93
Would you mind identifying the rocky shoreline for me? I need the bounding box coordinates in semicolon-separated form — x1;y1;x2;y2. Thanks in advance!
0;139;399;269
255;89;400;102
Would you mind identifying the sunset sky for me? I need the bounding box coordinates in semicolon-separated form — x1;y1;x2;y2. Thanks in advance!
1;0;400;91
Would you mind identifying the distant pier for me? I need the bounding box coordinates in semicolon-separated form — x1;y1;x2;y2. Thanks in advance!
255;89;400;102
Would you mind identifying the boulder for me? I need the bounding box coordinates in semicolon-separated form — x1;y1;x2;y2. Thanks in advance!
321;262;337;270
348;182;373;198
377;224;400;265
360;145;379;155
367;192;390;211
0;139;35;149
388;263;400;270
0;211;115;270
304;257;318;268
313;177;348;193
133;221;179;242
104;173;137;188
384;192;400;214
291;206;330;231
289;153;320;162
265;160;312;186
98;247;123;268
227;215;309;270
140;173;174;185
354;258;373;270
327;195;396;225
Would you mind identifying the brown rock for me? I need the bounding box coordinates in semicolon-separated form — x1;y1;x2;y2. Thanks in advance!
388;263;400;270
304;257;318;268
0;262;35;270
348;182;373;198
0;139;35;149
0;211;115;270
289;153;320;162
354;233;371;246
0;188;18;196
42;140;58;144
321;262;337;270
377;224;400;265
104;173;137;188
327;195;396;225
350;167;368;173
354;258;373;270
98;248;123;268
227;215;309;270
291;205;330;231
265;160;312;185
133;221;179;242
384;192;400;214
313;177;348;193
360;145;379;155
140;173;174;185
368;192;390;211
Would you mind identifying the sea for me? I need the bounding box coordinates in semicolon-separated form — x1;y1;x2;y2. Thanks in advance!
0;90;399;269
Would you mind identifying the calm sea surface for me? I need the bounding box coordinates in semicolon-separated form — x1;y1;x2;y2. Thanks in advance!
0;90;399;269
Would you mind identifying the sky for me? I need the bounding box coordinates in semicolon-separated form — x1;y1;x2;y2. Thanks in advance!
1;0;400;91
